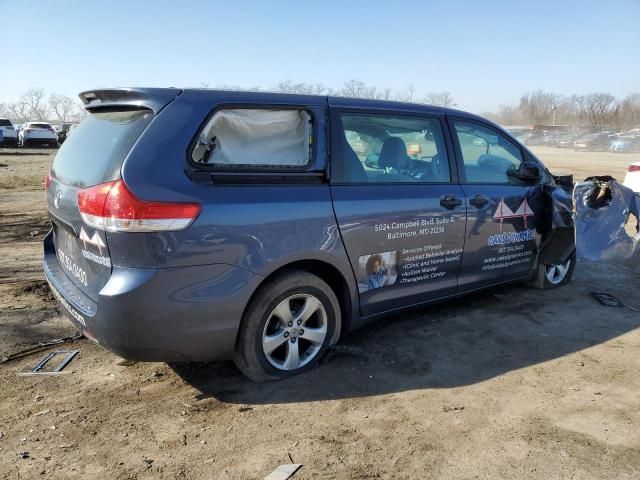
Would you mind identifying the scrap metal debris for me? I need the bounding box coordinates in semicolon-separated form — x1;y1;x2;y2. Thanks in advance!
0;332;83;364
591;292;638;312
264;464;302;480
17;349;78;376
574;176;640;270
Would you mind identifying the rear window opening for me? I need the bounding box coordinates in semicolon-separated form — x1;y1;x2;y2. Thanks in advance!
191;109;313;168
29;123;53;129
0;119;13;127
51;109;153;188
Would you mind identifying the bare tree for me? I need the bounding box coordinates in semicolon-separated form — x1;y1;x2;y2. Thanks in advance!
341;79;369;98
518;91;562;124
70;105;88;123
617;93;640;128
49;94;76;125
423;91;455;107
395;84;416;103
580;93;618;127
495;104;522;125
378;87;393;100
6;101;31;123
22;88;49;120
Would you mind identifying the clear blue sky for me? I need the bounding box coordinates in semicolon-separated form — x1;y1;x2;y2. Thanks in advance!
2;0;638;113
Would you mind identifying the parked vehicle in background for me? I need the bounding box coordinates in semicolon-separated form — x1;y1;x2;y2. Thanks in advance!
0;118;18;146
609;136;640;153
18;122;58;147
573;133;613;152
519;131;548;146
66;123;80;138
554;133;581;149
43;88;577;382
54;123;77;145
0;128;3;145
623;162;640;194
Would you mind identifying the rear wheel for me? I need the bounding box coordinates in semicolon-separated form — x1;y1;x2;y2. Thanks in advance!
233;270;339;382
529;250;576;289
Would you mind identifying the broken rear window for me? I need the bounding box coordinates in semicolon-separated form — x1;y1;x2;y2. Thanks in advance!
191;109;312;167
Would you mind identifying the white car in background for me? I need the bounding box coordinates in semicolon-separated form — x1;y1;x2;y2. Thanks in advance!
0;118;18;146
623;161;640;195
18;122;58;148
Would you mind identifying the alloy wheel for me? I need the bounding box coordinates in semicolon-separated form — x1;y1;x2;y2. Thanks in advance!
262;294;328;371
545;258;571;285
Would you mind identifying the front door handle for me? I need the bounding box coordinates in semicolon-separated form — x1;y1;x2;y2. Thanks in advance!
440;195;462;209
469;194;490;208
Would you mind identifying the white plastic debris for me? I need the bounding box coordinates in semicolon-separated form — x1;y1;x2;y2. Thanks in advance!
263;464;302;480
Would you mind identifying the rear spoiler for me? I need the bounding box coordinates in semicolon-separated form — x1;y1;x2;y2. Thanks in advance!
78;88;183;114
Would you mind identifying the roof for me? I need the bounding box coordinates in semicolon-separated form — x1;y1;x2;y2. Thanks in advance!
78;86;480;117
77;87;507;134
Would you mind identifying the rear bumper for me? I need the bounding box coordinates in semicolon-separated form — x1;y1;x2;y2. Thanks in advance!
43;231;260;362
23;137;57;146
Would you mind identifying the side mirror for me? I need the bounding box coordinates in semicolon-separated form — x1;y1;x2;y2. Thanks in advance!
515;162;542;183
365;153;383;169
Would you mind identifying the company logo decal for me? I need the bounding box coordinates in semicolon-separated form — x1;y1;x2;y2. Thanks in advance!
79;227;111;267
492;197;534;231
79;227;106;255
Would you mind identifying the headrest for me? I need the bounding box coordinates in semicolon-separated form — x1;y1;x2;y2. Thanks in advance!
379;137;409;170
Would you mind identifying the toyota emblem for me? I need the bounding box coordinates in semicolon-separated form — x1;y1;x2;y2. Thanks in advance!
54;190;62;209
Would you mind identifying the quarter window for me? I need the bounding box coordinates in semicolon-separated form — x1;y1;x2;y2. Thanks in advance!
192;109;312;167
453;121;524;184
332;113;450;184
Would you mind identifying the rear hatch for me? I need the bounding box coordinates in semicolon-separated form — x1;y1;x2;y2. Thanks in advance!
26;123;56;139
0;119;16;139
46;88;181;301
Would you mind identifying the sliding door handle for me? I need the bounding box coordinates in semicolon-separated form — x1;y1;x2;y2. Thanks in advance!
440;195;462;209
469;194;489;208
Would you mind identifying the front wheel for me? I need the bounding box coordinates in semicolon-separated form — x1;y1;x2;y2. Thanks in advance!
233;270;340;382
528;250;576;289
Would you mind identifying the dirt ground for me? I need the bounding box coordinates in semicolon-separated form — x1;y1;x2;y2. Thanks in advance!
1;147;639;480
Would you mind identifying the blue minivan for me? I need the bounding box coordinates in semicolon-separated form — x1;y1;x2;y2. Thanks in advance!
43;88;575;381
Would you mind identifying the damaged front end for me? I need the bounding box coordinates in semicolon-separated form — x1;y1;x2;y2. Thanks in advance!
537;174;577;266
574;176;640;271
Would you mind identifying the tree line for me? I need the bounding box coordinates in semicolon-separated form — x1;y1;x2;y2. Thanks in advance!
483;91;640;128
206;79;457;107
2;82;638;129
0;88;87;124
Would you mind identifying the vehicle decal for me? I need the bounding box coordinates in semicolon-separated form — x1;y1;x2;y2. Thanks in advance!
47;280;86;327
479;197;538;271
359;214;463;293
57;248;88;286
487;228;535;247
79;227;106;255
81;249;112;267
493;197;534;231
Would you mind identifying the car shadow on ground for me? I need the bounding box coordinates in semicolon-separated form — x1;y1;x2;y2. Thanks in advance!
172;261;640;404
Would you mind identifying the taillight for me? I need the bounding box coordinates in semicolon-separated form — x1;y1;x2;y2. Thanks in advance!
77;180;201;232
44;173;51;190
25;128;33;132
629;165;640;172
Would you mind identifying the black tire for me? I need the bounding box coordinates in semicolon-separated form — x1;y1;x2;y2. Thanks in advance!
233;269;340;382
528;250;576;289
